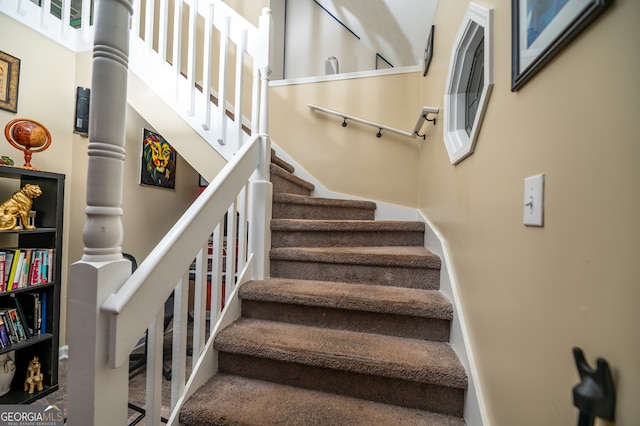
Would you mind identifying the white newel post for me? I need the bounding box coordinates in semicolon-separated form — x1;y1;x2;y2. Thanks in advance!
66;0;133;424
249;8;273;280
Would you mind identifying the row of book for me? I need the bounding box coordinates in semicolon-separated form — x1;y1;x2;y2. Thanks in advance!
0;249;55;293
0;293;46;348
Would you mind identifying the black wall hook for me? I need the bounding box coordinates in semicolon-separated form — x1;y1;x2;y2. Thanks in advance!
572;347;615;426
376;128;382;138
342;118;347;127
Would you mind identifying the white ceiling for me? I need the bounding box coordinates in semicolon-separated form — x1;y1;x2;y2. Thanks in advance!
314;0;439;68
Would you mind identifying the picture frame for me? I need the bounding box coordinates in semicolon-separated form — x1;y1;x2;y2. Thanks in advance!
375;53;393;70
511;0;612;91
0;51;21;113
423;25;434;77
140;129;177;189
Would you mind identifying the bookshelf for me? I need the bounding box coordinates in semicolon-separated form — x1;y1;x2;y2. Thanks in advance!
0;166;63;404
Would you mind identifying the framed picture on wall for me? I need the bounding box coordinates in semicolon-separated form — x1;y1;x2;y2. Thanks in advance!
140;129;177;189
511;0;612;91
423;25;434;77
375;54;393;70
0;50;20;113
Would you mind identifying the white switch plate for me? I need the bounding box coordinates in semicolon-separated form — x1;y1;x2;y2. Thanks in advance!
523;174;544;226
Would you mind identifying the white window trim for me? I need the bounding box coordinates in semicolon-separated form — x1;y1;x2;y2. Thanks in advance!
444;3;494;165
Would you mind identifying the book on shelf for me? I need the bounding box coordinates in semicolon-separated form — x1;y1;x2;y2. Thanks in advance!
16;293;41;337
1;250;14;292
0;252;5;293
8;308;27;341
17;249;32;289
39;292;47;334
0;297;31;340
0;310;18;345
6;249;22;292
0;248;55;293
0;315;10;347
0;296;39;346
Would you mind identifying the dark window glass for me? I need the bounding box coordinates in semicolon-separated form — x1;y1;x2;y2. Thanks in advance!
465;38;484;136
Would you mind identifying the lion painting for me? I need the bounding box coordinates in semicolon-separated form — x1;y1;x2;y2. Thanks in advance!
0;183;42;230
140;129;176;189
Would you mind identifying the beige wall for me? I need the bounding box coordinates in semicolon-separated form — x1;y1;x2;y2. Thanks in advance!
268;0;638;423
418;0;639;425
67;102;202;267
1;18;77;347
1;17;202;347
269;73;422;207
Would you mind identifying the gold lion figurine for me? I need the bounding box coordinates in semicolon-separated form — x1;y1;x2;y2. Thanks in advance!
24;356;44;395
0;184;42;231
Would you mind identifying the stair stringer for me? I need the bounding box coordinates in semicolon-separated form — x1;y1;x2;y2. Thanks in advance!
272;140;486;425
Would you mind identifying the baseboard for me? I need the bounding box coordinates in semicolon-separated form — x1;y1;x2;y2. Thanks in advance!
419;213;489;426
59;345;69;360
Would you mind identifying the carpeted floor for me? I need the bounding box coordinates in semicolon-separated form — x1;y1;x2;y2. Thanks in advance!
38;322;196;425
37;351;175;425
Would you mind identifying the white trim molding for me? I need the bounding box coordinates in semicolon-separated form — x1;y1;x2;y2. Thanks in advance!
444;3;494;165
420;214;489;425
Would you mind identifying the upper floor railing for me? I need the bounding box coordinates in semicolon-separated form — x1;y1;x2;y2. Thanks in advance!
2;0;268;160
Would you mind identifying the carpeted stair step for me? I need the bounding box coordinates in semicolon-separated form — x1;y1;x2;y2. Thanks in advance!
270;246;442;289
239;278;453;341
272;192;376;220
271;218;425;248
271;163;315;195
214;318;467;417
271;149;295;173
179;374;466;426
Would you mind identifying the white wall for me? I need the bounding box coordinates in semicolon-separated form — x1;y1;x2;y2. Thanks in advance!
284;0;377;79
281;0;438;80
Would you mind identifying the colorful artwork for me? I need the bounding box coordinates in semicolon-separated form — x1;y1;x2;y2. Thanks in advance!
140;129;176;189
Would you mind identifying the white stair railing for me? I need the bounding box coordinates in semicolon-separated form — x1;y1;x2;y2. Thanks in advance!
1;0;267;160
2;0;273;424
127;0;271;160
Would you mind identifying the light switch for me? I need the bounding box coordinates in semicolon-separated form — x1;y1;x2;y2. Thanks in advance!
523;174;544;227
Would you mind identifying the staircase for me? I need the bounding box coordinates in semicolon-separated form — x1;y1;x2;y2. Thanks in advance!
179;153;468;425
